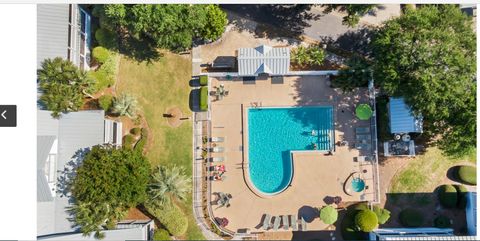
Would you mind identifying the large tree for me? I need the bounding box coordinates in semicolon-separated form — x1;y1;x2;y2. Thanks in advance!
38;57;94;117
69;145;151;237
93;4;228;52
372;5;476;155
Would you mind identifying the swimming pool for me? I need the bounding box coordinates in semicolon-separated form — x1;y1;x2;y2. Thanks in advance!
247;106;334;195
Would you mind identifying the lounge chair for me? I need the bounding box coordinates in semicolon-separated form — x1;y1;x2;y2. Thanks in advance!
209;157;225;162
300;217;307;231
272;216;281;231
211;147;224;152
290;215;297;231
356;127;370;134
210;137;225;142
355;143;372;151
356;134;371;141
282;215;289;230
262;214;272;230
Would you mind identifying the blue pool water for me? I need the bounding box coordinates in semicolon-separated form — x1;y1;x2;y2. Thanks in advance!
352;178;365;192
248;106;334;195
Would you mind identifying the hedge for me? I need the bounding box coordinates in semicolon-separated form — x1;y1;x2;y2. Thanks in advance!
438;184;458;208
153;228;171;240
456;166;476;185
98;94;113;112
455;184;469;209
95;28;118;49
130;127;141;136
354;210;378;232
147;204;188;236
399;209;423;227
372;205;391;225
123;134;135;149
134;129;148;153
92;46;111;64
199;75;208;86
434;215;451;228
200;86;208;111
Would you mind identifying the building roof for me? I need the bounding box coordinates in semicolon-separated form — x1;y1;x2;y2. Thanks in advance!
389;97;423;134
237;45;290;76
466;192;477;236
37;4;69;68
38;222;153;241
37;110;106;237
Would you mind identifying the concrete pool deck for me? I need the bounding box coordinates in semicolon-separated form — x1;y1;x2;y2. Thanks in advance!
209;75;375;233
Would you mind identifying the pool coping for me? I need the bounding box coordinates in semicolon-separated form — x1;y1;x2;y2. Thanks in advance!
241;104;335;198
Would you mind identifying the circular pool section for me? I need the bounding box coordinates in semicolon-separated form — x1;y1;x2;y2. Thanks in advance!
351;178;365;192
247;106;334;195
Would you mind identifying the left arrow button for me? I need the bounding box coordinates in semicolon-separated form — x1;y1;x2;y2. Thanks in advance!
0;105;16;127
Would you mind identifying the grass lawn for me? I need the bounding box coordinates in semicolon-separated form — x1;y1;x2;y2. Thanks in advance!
390;147;476;193
116;52;205;240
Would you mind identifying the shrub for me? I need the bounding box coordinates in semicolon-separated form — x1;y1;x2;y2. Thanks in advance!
340;204;367;240
455;184;469;209
130;127;141;135
434;215;451;228
200;86;208;111
332;55;371;92
134;129;148;153
92;46;111;64
98;94;113;112
95;28;118;49
199;75;208;86
354;210;378;232
153;228;171;240
88;51;118;92
291;45;326;67
319;205;338;225
123;134;135;149
113;93;139;118
147;204;188;236
438;184;458;208
456;166;476;185
372;205;391;225
399;209;424;227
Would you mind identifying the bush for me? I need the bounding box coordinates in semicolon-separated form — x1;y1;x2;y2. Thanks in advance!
134;129;148;153
340;204;368;240
200;86;208;111
123;134;135;149
456;166;476;185
95;28;118;49
153;228;171;240
88;52;117;92
354;210;378;232
291;45;326;67
130;127;141;135
92;46;111;64
372;205;391;225
399;209;424;227
434;215;451;228
199;75;208;86
455;184;469;209
331;55;371;92
98;94;113;112
147;204;188;236
438;184;458;208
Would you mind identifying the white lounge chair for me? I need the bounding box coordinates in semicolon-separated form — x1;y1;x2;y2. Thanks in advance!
300;217;307;231
282;215;289;230
210;157;225;162
290;215;297;231
211;147;224;152
210;137;225;142
272;216;281;231
262;214;272;230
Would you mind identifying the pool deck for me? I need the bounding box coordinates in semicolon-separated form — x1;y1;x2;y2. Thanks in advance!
209;75;375;233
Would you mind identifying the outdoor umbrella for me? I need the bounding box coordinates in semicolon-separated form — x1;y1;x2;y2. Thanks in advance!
355;104;373;120
319;205;338;225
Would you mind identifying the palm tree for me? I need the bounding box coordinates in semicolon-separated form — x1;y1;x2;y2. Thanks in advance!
38;57;95;117
112;93;138;118
148;165;191;206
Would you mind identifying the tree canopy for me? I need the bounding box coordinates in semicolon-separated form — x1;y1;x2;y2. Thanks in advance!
371;5;476;156
322;5;379;27
38;57;94;117
93;4;228;53
69;145;151;237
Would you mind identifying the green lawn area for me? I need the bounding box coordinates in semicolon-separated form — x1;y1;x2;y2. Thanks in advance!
116;52;205;240
390;147;476;193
